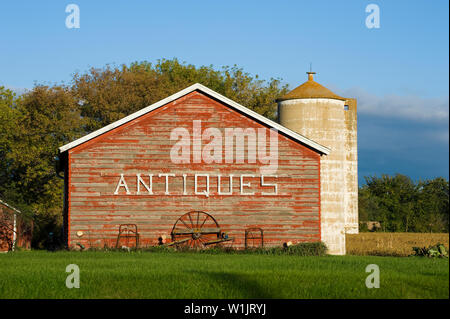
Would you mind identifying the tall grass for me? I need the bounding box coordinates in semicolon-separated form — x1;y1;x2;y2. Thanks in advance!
346;233;449;256
140;242;328;256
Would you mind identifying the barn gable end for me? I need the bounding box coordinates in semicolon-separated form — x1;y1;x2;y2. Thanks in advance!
60;85;324;249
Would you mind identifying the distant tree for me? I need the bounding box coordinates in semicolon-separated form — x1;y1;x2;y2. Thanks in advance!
0;86;19;199
358;186;380;223
415;177;449;233
361;174;417;232
359;174;449;233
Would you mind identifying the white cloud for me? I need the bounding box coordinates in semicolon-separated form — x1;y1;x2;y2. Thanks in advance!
341;87;449;123
424;129;449;144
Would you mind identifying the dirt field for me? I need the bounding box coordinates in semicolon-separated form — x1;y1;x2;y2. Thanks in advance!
346;233;449;256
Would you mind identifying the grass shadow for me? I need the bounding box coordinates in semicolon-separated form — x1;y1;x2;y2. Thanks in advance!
189;270;274;298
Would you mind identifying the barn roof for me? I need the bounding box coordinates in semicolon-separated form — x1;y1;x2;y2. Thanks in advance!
59;83;330;155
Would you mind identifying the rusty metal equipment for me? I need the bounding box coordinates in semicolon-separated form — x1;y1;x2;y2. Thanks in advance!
115;224;140;248
244;227;264;249
168;211;233;248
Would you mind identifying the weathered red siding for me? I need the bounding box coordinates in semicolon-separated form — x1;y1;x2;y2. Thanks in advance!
66;91;321;248
0;202;33;251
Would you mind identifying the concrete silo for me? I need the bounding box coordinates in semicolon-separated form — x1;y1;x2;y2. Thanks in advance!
277;72;358;255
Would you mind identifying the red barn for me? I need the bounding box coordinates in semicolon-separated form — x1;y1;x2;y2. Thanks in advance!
58;84;329;249
0;200;33;251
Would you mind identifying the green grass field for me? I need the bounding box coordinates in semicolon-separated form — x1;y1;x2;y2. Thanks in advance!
0;251;448;299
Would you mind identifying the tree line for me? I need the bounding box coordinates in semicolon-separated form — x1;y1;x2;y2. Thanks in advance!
359;174;449;233
0;58;448;247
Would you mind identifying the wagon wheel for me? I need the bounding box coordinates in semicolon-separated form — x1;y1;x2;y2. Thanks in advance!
170;211;221;248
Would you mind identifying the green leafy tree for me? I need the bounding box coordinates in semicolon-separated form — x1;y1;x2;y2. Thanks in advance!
359;174;449;233
361;174;417;232
1;86;85;247
0;86;21;201
73;59;287;131
415;178;449;232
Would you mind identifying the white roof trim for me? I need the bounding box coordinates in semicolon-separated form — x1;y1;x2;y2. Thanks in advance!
0;199;22;215
59;83;330;155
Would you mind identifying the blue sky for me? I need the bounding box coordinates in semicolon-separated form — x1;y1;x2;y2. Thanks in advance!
1;1;448;183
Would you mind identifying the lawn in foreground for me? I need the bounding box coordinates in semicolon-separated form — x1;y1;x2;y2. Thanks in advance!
0;251;448;299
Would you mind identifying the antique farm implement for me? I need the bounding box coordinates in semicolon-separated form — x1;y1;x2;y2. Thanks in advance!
115;224;140;248
244;227;264;249
167;211;233;248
